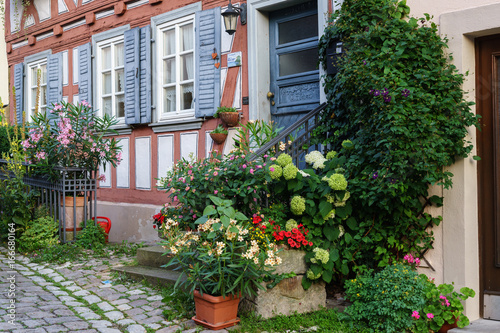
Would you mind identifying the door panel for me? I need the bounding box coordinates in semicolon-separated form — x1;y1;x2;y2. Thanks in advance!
269;0;319;129
476;35;500;320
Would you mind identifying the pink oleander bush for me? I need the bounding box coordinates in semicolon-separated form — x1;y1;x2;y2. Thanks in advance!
22;101;122;180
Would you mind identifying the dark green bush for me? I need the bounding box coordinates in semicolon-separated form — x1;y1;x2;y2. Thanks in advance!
18;215;59;252
76;221;107;251
312;0;480;273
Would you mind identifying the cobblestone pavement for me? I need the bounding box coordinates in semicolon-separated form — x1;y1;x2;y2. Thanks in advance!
0;246;231;333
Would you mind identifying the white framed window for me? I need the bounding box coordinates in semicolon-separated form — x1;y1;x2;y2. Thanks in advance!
157;15;195;121
96;36;125;120
27;59;47;119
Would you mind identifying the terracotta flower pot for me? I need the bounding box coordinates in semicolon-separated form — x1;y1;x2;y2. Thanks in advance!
210;132;227;144
438;317;459;333
192;290;241;330
219;112;239;127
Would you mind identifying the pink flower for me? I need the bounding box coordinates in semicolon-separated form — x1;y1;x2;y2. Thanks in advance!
270;167;275;172
412;311;420;320
250;168;254;175
173;196;178;201
213;171;218;176
98;174;106;182
427;313;434;319
214;190;218;195
242;164;247;169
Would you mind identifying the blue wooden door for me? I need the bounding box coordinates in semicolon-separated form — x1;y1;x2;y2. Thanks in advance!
269;1;320;129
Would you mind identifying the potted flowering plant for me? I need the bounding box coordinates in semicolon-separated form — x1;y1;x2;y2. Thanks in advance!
161;195;281;330
22;101;122;180
209;124;228;144
214;106;239;127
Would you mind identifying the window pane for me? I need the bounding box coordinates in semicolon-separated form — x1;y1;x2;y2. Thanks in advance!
163;29;175;56
31;88;37;108
163;87;176;113
180;53;193;81
102;97;112;116
115;42;124;67
278;15;318;45
180;23;193;52
164;58;176;84
115;69;124;92
40;64;47;84
279;48;318;76
102;73;111;94
181;83;194;110
116;94;125;118
102;46;111;70
41;86;47;106
31;67;38;86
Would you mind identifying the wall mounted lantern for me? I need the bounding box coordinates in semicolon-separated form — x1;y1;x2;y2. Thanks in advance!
222;1;247;35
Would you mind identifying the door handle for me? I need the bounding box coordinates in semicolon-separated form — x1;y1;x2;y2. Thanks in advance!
267;91;275;99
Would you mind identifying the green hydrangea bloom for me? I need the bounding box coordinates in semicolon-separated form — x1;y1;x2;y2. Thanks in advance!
269;164;283;180
323;173;348;191
290;196;306;215
335;191;351;207
285;219;298;232
326;151;337;160
342;140;354;149
325;209;336;220
283;164;298;180
276;153;293;167
313;247;330;264
306;269;322;280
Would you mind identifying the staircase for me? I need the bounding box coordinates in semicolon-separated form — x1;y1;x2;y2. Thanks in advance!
112;245;185;286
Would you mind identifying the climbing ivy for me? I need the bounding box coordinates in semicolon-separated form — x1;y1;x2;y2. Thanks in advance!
312;0;480;272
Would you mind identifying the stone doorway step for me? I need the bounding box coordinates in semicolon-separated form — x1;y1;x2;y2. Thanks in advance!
449;319;500;332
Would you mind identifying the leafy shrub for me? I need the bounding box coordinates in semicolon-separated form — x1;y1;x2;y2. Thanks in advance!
30;242;87;264
18;215;59;252
76;221;107;251
0;124;16;157
343;263;426;332
312;0;480;272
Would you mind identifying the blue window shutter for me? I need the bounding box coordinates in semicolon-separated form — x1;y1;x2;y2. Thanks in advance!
13;63;24;124
195;7;221;118
78;43;92;106
46;52;63;109
124;27;140;125
139;26;151;124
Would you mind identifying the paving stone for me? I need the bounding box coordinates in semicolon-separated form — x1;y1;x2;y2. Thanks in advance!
128;299;148;307
59;296;76;302
131;314;148;321
83;295;101;304
117;304;132;311
142;305;154;311
66;286;82;292
54;309;75;316
12;328;48;333
96;302;114;312
103;311;124;321
80;312;101;320
146;295;163;301
128;294;148;300
45;316;82;324
74;307;93;314
125;308;144;316
146;323;162;330
52;276;65;282
111;299;129;305
39;268;55;274
140;315;164;324
156;326;181;333
65;301;84;306
127;289;145;295
89;320;112;328
74;290;91;297
44;325;69;332
26;311;55;319
62;321;89;330
97;329;122;333
126;324;147;333
51;290;69;296
22;319;47;328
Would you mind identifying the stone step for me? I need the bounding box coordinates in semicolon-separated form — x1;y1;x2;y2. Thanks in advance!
449;319;500;332
136;245;174;268
112;265;185;287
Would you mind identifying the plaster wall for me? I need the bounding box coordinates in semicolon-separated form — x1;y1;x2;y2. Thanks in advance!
406;0;500;321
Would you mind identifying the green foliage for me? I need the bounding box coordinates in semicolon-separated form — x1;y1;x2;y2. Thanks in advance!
76;221;107;251
211;124;228;134
0;124;15;156
412;280;475;332
311;0;480;272
342;263;426;332
30;243;88;264
161;196;280;298
267;152;353;287
214;106;237;118
234;119;283;154
18;215;59;252
160;284;195;321
234;308;351;333
157;150;271;230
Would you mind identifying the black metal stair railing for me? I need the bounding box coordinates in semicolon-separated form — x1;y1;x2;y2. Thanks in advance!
248;102;328;166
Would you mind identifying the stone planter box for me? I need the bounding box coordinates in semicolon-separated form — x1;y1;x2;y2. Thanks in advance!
240;248;326;319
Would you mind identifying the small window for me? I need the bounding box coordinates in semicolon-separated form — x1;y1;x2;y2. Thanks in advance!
27;59;48;119
157;15;195;120
96;36;125;119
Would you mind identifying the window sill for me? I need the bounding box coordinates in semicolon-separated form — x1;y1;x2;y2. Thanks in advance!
150;118;204;133
105;124;132;136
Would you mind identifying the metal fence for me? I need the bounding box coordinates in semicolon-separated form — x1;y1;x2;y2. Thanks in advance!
0;159;97;243
248;102;328;168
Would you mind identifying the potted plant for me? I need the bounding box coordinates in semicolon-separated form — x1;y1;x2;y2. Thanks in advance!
161;195;281;330
209;125;228;144
214;106;239;127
